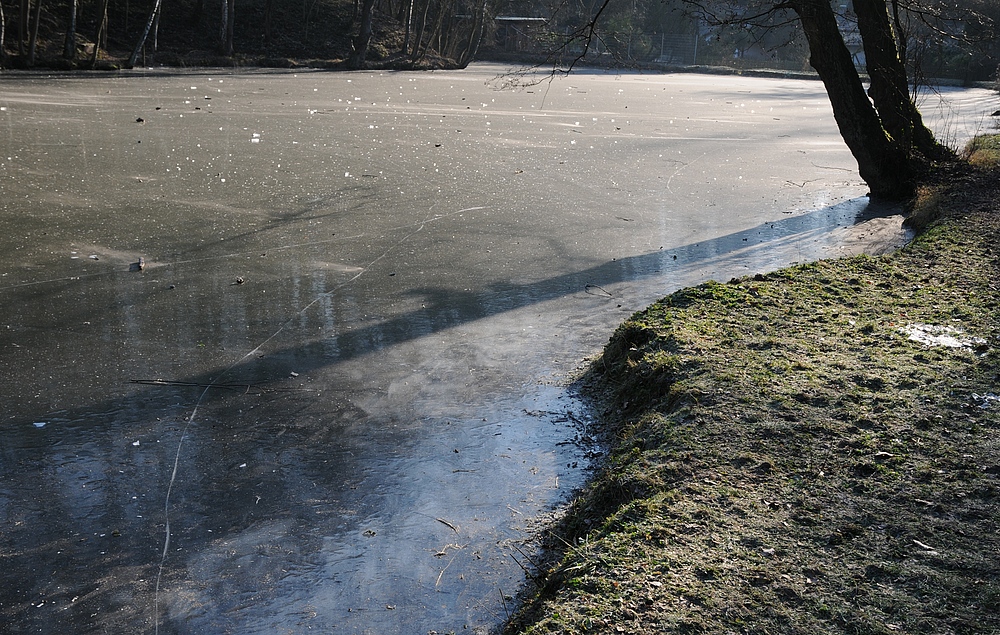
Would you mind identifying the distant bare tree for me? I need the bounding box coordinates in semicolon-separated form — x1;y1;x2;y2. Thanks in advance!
402;0;415;53
27;0;41;66
457;0;489;67
91;0;109;67
63;0;77;60
17;0;26;56
348;0;377;68
411;0;431;58
0;0;7;67
127;0;163;67
221;0;235;55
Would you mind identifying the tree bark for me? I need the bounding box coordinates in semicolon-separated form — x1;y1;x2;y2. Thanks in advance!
790;0;912;200
347;0;376;69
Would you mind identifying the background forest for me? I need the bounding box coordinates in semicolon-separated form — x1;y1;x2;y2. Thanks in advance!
0;0;997;81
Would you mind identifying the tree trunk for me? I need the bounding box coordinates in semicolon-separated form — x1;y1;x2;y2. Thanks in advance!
27;0;41;66
90;0;109;67
789;0;912;200
431;11;444;53
889;0;906;61
63;0;77;59
347;0;376;69
220;0;227;52
225;0;235;55
457;0;486;68
441;8;455;58
401;0;414;54
411;0;430;60
853;0;912;149
416;0;447;61
18;0;27;56
126;0;163;68
153;1;160;50
855;0;948;160
0;0;7;68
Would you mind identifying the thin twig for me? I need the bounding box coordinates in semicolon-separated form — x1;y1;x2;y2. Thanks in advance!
499;587;511;621
585;284;613;297
507;551;536;581
510;542;542;572
546;529;574;549
131;378;312;393
436;517;459;532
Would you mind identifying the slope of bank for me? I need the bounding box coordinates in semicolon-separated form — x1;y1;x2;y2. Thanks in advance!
506;162;1000;634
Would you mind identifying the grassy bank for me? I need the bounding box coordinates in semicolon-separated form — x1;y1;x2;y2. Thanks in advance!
506;160;1000;634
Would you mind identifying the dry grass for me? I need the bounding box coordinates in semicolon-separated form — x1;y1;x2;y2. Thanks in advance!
963;134;1000;168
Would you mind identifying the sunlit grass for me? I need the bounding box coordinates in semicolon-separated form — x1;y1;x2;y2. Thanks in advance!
964;133;1000;166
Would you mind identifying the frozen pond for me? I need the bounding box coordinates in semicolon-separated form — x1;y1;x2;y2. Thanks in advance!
0;64;993;634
